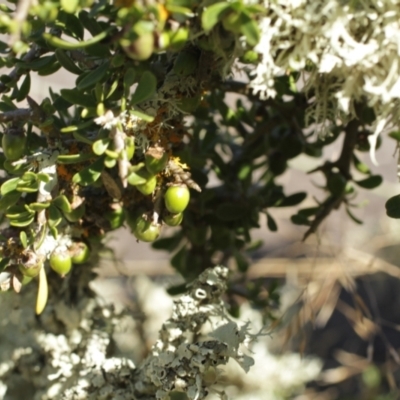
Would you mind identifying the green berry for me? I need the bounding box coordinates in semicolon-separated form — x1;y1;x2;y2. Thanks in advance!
132;214;161;242
145;147;168;175
19;260;43;278
70;242;90;264
163;212;183;227
49;250;72;277
164;185;190;214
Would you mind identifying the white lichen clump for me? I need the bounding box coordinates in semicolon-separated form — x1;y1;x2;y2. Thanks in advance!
249;0;400;162
0;267;261;400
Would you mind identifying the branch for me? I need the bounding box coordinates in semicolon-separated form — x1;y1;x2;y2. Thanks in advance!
303;119;360;240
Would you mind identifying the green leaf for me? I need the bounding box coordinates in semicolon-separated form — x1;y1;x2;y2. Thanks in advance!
152;234;183;251
20;231;28;248
354;175;382;189
385;194;400;218
9;215;35;227
275;192;307;207
48;204;63;228
57;153;92;164
61;0;79;13
72;156;104;185
77;61;110;90
52;195;72;213
170;245;188;273
25;55;56;71
79;10;103;36
92;138;110;155
240;11;260;46
72;131;94;145
291;213;310;226
0;191;21;211
28;202;50;211
327;172;347;196
389;131;400;142
123;68;136;88
234;250;249;272
43;30;110;50
1;177;19;195
127;165;152;186
16;73;30;101
129;109;155;122
60;88;96;107
131;71;157;105
55;49;83;75
202;2;231;31
346;207;363;224
352;154;370;174
266;212;278;231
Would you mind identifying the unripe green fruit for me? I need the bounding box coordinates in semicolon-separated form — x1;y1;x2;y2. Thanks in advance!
145;147;168;175
49;251;72;277
2;133;27;161
122;32;154;61
163;212;183;227
164;185;190;214
105;206;125;230
133;215;161;242
19;260;43;278
136;175;157;196
70;242;90;264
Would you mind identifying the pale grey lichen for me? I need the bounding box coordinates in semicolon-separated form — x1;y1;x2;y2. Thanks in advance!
0;266;259;400
249;0;400;162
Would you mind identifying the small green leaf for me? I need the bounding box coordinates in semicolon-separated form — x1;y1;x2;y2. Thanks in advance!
19;231;28;248
354;175;382;189
77;61;110;90
240;11;260;46
291;213;310;226
9;215;35;227
129;109;154;122
48;204;63;228
123;68;136;88
152;233;183;251
234;250;249;272
346;207;363;224
327;172;347;196
61;0;79;13
276;192;307;207
0;191;21;211
29;202;50;211
266;212;278;231
92;138;110;155
72;131;94;145
72;156;104;185
385;194;400;218
55;49;83;75
389;131;400;142
43;30;110;50
352;154;370;174
131;71;157;105
127;165;152;186
1;177;19;195
16;73;30;101
60;88;96;107
202;2;231;31
52;195;72;213
57;153;92;164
